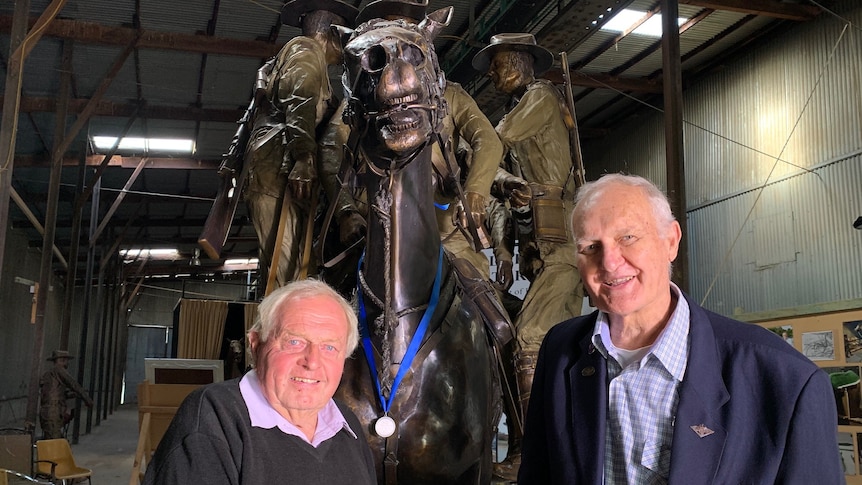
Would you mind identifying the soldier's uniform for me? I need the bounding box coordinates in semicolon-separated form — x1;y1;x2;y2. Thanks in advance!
244;0;358;288
245;36;333;286
433;81;502;278
496;78;584;350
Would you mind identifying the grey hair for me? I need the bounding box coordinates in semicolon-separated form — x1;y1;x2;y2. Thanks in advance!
249;279;359;357
572;173;679;277
572;173;676;232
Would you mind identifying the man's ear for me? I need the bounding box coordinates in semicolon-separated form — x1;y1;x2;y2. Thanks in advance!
667;220;682;262
248;331;260;361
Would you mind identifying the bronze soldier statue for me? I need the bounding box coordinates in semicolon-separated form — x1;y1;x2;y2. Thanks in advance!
473;33;585;481
39;350;93;440
241;0;358;289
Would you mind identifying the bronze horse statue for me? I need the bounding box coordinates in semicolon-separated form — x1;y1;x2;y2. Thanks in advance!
333;9;504;484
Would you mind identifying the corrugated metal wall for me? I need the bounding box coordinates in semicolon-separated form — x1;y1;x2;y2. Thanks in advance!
689;153;862;315
582;3;862;315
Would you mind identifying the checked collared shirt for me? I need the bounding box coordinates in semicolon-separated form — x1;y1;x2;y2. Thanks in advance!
591;283;690;484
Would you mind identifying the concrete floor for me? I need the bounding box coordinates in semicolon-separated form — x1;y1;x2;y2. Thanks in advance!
63;404;516;484
68;404;138;484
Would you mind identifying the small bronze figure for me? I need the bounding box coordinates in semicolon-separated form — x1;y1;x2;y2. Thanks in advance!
39;350;93;440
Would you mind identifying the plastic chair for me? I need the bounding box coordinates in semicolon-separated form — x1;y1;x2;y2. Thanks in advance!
34;439;92;485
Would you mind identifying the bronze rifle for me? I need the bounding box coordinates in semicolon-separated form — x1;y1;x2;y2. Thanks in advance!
559;51;586;189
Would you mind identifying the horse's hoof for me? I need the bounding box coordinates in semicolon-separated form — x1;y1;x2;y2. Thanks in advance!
492;456;521;482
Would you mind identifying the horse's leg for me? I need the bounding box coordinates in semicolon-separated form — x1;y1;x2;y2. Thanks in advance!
456;459;488;485
458;321;500;485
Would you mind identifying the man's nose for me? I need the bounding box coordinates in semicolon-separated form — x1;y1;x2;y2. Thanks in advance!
601;244;624;272
301;345;321;369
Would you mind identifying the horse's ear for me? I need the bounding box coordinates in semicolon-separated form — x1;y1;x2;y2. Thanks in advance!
332;25;354;48
419;6;453;42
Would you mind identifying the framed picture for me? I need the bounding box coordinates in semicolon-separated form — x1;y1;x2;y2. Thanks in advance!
802;330;835;361
825;366;862;426
767;324;794;347
757;308;862;480
845;320;862;363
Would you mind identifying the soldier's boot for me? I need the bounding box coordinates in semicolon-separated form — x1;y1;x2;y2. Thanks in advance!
493;351;538;482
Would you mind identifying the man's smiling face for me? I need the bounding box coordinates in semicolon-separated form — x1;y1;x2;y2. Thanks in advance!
573;182;681;326
251;294;349;424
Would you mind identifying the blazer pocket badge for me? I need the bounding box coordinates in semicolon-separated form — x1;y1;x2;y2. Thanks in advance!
690;424;715;438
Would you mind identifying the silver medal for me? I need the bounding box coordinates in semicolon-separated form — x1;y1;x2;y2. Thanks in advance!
374;415;397;438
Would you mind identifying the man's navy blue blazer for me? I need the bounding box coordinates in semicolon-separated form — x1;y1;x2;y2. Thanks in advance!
519;292;843;484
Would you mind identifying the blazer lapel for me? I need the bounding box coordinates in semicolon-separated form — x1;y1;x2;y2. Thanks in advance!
668;298;729;484
567;327;607;484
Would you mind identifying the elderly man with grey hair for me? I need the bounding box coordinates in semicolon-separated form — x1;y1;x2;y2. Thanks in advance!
519;173;842;484
144;279;375;485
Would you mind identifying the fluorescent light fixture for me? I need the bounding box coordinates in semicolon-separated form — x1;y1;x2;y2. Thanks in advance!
224;258;260;266
601;9;687;37
92;136;194;153
120;248;180;259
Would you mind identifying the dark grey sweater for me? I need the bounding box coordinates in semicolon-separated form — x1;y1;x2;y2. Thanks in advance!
143;379;376;485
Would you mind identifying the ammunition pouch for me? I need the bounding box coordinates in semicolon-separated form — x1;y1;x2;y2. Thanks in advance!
529;183;568;243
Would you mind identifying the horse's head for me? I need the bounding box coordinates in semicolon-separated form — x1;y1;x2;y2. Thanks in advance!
338;8;452;167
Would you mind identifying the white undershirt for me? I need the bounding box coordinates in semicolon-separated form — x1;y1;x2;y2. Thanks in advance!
599;324;653;369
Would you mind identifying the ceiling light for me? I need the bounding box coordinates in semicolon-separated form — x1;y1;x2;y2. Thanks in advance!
92;136;194;154
120;248;180;260
224;258;259;266
601;9;687;37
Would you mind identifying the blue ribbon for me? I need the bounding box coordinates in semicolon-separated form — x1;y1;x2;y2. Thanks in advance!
357;245;444;414
434;202;450;210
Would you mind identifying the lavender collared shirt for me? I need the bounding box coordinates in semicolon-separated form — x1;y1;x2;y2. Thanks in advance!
239;369;358;448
